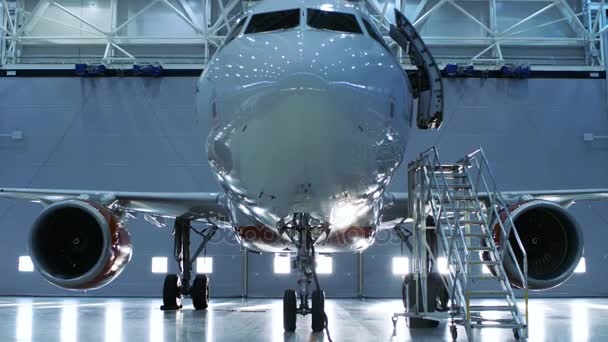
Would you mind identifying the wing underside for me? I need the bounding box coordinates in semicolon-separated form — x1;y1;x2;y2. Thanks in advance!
0;188;229;222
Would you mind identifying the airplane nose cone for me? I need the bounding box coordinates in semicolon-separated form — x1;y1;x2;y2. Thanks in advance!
208;72;406;226
279;72;328;91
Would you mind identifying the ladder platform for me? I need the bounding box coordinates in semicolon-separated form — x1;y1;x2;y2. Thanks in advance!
470;323;526;329
469;305;516;311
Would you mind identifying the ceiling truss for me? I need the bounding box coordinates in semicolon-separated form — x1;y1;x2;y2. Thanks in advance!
0;0;605;70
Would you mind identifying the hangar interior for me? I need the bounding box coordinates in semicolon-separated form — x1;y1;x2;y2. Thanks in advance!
0;0;608;341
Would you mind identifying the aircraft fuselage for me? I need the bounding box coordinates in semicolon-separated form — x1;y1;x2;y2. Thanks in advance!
197;1;413;252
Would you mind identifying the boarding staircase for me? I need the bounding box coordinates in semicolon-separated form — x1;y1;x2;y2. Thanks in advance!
407;147;529;341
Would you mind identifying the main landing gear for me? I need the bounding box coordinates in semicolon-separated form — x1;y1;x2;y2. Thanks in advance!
282;213;331;338
161;215;218;311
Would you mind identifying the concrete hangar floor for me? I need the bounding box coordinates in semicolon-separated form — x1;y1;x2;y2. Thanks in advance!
0;297;604;342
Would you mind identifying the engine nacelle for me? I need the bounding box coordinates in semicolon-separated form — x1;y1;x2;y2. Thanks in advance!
28;200;132;290
491;200;583;290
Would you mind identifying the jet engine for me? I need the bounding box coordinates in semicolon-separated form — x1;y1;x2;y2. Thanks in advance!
491;200;583;290
28;200;132;290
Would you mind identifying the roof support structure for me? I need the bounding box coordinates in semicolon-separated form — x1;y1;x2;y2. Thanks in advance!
0;0;604;71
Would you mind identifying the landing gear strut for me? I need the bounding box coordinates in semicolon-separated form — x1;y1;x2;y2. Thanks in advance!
282;213;330;338
161;215;218;311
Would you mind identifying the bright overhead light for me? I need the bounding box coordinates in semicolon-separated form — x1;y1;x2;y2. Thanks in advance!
197;257;213;274
574;257;586;273
151;257;168;274
18;256;34;272
437;257;449;275
392;257;409;275
316;255;333;275
274;255;291;274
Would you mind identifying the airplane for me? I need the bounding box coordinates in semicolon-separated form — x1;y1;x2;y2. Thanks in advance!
1;0;607;335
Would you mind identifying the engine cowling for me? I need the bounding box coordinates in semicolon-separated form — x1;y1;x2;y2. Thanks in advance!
492;200;583;290
28;200;132;290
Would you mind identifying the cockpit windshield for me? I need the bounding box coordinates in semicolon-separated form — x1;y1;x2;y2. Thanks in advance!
307;9;362;34
244;9;300;34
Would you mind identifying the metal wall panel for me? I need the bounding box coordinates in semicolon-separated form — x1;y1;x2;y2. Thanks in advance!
0;77;606;298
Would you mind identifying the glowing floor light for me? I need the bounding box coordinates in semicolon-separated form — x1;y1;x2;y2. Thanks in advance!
274;255;291;274
151;257;168;274
197;257;213;274
392;257;410;275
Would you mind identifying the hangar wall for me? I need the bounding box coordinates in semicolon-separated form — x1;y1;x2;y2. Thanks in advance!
0;76;606;298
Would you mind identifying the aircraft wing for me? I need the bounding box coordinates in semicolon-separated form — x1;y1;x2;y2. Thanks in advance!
381;189;608;227
0;188;229;224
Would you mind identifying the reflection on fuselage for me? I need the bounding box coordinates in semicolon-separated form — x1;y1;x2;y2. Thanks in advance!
197;4;412;253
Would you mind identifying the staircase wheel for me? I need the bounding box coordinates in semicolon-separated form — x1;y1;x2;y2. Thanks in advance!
513;328;520;340
450;325;457;341
401;274;414;309
428;272;449;312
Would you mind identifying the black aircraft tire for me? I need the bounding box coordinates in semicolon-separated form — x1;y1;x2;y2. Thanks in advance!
311;290;325;332
283;289;297;332
162;274;182;310
191;274;210;310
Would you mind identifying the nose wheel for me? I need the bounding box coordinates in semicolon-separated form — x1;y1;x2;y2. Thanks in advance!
191;274;210;310
311;290;326;332
283;289;297;331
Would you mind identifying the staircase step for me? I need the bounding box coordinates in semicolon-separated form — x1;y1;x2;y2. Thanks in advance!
433;164;463;172
448;233;490;239
433;173;467;179
469;305;516;311
437;184;472;189
468;290;508;297
441;218;485;225
459;220;485;225
441;196;477;201
448;207;481;212
468;260;500;265
467;246;493;251
471;275;505;281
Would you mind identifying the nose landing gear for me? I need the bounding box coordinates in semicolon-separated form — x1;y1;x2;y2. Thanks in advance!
281;213;331;340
